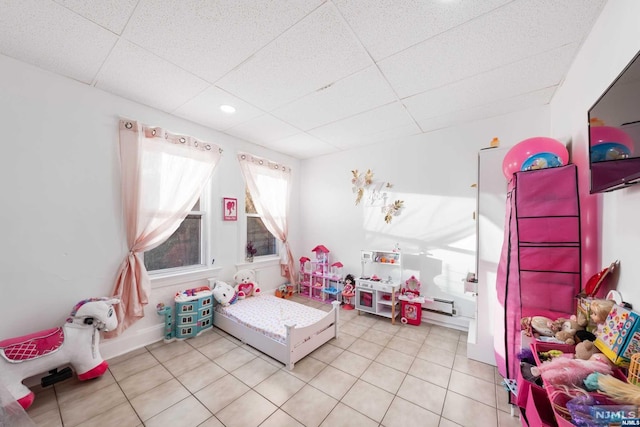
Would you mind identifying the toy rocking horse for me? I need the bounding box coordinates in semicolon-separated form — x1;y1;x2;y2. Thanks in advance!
0;297;119;409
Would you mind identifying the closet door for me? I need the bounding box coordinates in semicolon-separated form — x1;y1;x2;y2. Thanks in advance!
467;147;507;366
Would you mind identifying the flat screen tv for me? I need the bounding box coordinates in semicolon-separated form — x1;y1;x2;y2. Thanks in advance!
588;50;640;193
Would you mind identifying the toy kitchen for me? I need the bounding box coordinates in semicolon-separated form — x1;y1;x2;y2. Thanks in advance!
355;250;402;323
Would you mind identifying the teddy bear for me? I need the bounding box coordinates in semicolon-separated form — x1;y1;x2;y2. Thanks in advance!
553;317;582;345
233;269;261;299
211;281;238;306
575;340;599;360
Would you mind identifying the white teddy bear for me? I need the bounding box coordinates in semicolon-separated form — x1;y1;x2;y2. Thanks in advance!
233;269;261;299
211;281;238;306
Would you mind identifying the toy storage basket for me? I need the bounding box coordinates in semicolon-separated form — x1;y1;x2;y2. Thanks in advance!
628;352;640;385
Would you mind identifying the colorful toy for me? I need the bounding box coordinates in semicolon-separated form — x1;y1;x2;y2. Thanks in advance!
341;274;356;310
211;281;238;306
233;269;261;299
502;137;569;180
275;283;294;299
0;297;119;409
531;356;613;387
157;286;214;342
399;276;428;325
401;275;421;298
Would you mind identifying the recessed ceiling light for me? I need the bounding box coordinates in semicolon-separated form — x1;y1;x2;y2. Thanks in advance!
220;105;236;114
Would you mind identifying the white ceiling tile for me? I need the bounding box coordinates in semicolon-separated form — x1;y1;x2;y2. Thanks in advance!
341;123;423;149
308;102;421;148
379;0;606;98
264;133;339;159
334;0;511;61
415;87;556;133
0;0;117;84
173;86;264;131
403;43;578;124
53;0;138;34
217;2;374;111
225;114;300;144
123;0;324;83
271;66;397;130
95;40;210;113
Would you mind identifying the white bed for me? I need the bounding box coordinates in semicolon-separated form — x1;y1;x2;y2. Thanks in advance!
213;295;340;369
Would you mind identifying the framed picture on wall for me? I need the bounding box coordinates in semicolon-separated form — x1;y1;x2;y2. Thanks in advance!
223;197;237;221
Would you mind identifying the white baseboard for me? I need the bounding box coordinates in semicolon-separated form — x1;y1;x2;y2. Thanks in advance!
422;310;471;332
101;324;165;361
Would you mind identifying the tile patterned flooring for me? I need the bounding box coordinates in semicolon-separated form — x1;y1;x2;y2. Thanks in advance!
25;296;521;427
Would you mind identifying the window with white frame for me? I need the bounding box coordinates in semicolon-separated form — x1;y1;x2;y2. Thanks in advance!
144;199;205;272
245;188;277;257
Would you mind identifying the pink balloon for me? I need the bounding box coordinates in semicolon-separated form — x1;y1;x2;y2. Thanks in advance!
590;125;634;151
502;137;569;180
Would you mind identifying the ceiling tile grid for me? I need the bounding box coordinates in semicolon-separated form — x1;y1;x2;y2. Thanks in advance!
333;0;512;61
415;87;557;134
308;101;421;148
173;86;265;131
225;113;302;145
402;43;579;125
52;0;139;34
0;0;118;84
215;2;375;111
0;0;608;159
378;0;607;100
121;0;324;84
271;65;397;131
265;133;339;158
95;40;211;113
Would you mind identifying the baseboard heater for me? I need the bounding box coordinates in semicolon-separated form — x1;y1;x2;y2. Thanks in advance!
422;298;456;316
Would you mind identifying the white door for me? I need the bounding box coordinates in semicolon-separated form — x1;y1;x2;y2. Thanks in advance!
467;147;507;366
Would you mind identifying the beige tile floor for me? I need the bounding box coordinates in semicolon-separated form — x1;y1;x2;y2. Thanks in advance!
25;296;522;427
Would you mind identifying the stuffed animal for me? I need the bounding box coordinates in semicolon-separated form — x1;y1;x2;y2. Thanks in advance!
553;317;582;345
211;281;238;306
233;269;261;299
574;340;602;361
521;316;557;338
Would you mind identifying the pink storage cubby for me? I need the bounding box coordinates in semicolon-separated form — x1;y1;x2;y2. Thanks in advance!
524;385;556;427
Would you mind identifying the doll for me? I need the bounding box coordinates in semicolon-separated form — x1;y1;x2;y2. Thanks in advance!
591;299;615;325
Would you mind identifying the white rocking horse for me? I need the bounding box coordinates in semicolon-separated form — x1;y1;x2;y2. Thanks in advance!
0;297;119;409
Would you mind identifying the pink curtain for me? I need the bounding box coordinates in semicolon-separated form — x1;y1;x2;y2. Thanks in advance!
237;153;295;285
107;119;222;337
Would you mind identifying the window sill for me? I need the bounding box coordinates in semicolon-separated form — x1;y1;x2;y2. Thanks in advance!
150;266;222;289
236;256;280;270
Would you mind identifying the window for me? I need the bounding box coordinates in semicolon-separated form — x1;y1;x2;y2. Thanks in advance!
144;199;205;272
246;188;277;257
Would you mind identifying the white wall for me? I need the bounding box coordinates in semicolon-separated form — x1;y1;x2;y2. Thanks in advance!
550;0;640;306
0;54;300;358
299;106;551;322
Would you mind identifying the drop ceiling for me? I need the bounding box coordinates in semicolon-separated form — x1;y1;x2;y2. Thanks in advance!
0;0;606;159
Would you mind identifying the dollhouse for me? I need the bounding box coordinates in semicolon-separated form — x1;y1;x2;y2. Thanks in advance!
297;245;343;303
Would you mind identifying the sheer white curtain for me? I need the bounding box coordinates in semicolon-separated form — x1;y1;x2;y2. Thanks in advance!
237;153;295;284
108;119;222;337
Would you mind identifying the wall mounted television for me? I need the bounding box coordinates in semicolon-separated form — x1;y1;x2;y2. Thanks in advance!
589;50;640;193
